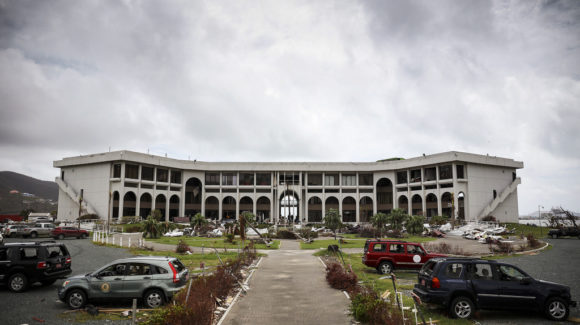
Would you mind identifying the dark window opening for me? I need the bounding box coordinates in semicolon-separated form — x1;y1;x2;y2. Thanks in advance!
493;190;497;199
240;173;254;186
113;164;121;178
324;173;339;186
205;173;220;185
125;164;139;179
424;167;436;181
439;165;452;180
256;173;271;186
171;171;182;184
308;173;322;186
142;166;154;181
222;173;237;186
410;169;421;183
157;169;168;182
456;165;465;179
359;173;373;186
396;171;408;184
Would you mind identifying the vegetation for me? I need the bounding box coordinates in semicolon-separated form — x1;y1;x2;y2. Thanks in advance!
429;215;448;226
148;236;280;250
386;209;408;232
151;209;163;221
324;208;342;240
370;213;388;238
301;236;436;250
406;215;425;235
142;215;161;238
190;213;208;235
78;213;99;220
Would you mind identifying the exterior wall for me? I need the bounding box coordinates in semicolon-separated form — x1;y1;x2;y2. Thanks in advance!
57;164;111;221
466;164;517;221
57;187;79;221
493;189;519;223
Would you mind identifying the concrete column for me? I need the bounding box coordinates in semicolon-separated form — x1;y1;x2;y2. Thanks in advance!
165;196;169;222
119;191;124;219
437;195;442;217
355;194;360;223
218;194;223;221
236;191;240;220
270;192;275;223
421;194;426;217
135;193;141;218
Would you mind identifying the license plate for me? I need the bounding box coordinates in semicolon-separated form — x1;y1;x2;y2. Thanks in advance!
56;264;62;268
421;279;425;286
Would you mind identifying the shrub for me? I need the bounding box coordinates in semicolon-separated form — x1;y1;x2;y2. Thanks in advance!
121;216;139;224
350;287;404;325
124;224;143;233
224;233;236;244
298;228;318;239
176;240;191;254
325;262;359;295
358;225;377;238
493;241;513;253
429;215;448;226
526;233;542;249
276;229;298;239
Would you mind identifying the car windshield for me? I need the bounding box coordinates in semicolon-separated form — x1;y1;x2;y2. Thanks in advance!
171;259;186;272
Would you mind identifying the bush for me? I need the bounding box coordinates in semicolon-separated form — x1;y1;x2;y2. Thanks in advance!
429;215;448;226
276;230;298;239
526;233;542;249
224;233;236;244
124;224;143;233
176;240;191;254
325;262;359;294
358;225;377;238
493;241;513;253
121;216;140;224
298;228;318;239
350;287;404;325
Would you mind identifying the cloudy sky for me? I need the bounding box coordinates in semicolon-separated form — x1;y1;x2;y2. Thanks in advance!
0;0;579;214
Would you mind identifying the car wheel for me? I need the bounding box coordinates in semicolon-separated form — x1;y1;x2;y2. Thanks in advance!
450;296;474;319
81;233;87;239
144;289;165;308
41;279;57;286
30;232;38;238
545;297;569;321
59;234;65;240
552;234;558;239
8;273;28;293
377;261;393;275
67;289;87;309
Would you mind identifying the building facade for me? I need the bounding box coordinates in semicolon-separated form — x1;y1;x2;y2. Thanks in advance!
53;151;523;223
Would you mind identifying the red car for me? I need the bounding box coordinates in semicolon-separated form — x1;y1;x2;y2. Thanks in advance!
51;227;89;240
362;239;446;274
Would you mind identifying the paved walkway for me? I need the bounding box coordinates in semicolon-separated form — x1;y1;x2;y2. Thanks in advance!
221;239;352;325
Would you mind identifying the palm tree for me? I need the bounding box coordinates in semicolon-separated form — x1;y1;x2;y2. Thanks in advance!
190;213;207;236
386;208;409;232
371;212;389;238
142;215;161;238
324;208;342;240
406;215;426;235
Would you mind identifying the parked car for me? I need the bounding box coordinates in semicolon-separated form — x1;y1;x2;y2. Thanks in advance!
22;223;55;238
548;227;580;239
3;224;27;238
0;241;72;292
51;227;89;240
362;239;446;274
412;257;576;321
58;256;189;309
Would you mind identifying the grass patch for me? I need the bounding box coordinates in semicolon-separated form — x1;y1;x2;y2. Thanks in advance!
130;248;247;273
147;236;280;250
301;236;436;250
501;222;550;239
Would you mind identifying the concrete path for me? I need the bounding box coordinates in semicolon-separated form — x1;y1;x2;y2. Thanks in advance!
221;239;352;325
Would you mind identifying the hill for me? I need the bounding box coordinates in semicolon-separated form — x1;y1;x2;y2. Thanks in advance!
0;171;58;201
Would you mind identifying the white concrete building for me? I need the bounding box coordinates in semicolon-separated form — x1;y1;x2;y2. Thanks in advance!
53;151;523;223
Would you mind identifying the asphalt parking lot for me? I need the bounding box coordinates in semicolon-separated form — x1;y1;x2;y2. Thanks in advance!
0;237;578;324
0;237;134;325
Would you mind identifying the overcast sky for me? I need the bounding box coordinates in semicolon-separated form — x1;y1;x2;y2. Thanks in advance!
1;0;579;215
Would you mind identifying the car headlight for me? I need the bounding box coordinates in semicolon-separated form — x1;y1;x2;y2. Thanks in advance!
62;280;70;287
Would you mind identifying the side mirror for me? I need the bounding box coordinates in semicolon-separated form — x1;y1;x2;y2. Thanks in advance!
520;277;532;285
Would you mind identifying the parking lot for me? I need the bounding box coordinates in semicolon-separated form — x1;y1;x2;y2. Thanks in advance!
0;237;578;324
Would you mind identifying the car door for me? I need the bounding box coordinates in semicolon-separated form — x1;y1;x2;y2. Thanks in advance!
366;242;386;266
0;248;9;281
404;244;428;269
123;263;153;298
495;264;540;310
89;263;126;298
466;263;503;309
388;243;405;267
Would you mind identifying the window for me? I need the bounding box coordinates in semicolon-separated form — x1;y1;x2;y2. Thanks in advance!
396;171;408;184
279;173;299;185
222;173;237;186
125;164;139;179
389;244;405;253
205;173;220;185
342;174;356;186
424;167;436;181
308;173;323;186
439;165;452;180
157;169;168;182
154;265;168;274
20;248;38;260
445;263;464;279
467;263;493;280
127;263;152;276
456;165;465;179
256;173;271;186
373;243;386;252
113;164;121;178
497;265;525;281
46;246;65;258
142;166;154;181
359;173;373;186
410;169;421;183
171;171;182;184
493;190;497;199
0;249;7;261
406;244;424;255
99;263;127;277
325;173;339;186
239;173;254;186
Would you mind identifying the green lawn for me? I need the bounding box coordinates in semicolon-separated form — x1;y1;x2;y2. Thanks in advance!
129;248;246;273
301;236;437;250
147;236;280;250
320;251;471;325
501;222;550;239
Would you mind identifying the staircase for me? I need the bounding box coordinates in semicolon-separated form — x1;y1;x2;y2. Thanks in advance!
55;177;97;215
478;177;521;219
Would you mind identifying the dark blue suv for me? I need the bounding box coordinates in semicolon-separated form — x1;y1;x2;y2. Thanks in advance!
413;258;576;321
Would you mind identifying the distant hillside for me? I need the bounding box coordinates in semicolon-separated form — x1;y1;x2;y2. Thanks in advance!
0;171;58;201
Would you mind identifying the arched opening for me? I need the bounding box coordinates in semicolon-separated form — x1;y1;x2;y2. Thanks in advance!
123;192;136;217
325;197;339;217
411;194;423;216
458;192;465;220
308;197;322;223
239;196;253;216
425;193;438;219
112;191;120;219
169;195;179;221
184;177;202;217
359;197;373;223
139;193;152;218
222;196;236;220
376;178;393;214
279;190;299;223
155;195;166;220
398;195;408;214
342;197;356;222
205;196;219;220
256;197;271;223
441;192;453;218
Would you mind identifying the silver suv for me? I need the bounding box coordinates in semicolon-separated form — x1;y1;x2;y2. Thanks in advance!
58;256;189;309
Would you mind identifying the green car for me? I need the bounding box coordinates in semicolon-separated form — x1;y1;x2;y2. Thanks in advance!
58;256;189;309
